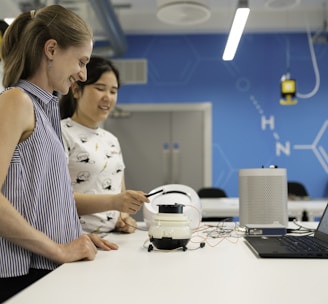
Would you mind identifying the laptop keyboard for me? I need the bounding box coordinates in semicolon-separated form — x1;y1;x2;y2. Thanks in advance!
279;236;328;253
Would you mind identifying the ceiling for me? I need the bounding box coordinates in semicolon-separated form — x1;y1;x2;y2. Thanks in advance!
1;0;328;56
111;0;328;34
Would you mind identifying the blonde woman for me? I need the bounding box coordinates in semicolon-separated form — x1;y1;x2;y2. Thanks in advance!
0;5;118;301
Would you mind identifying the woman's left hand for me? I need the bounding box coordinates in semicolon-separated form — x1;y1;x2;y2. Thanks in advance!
87;233;119;251
115;213;137;233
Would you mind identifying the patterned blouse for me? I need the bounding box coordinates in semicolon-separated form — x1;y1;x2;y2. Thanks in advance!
61;118;125;234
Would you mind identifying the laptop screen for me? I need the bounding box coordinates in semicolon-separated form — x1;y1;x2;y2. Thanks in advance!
315;203;328;241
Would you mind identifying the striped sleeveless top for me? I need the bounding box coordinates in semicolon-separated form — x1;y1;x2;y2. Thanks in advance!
0;80;82;277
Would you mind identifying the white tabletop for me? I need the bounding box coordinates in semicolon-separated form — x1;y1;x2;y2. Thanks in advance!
6;222;328;304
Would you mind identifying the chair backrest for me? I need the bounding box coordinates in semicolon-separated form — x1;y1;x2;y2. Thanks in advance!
287;181;308;197
197;187;227;198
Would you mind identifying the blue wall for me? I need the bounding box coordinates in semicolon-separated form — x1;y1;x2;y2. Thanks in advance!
115;33;328;198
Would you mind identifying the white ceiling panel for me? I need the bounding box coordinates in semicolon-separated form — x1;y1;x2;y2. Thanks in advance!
1;0;328;56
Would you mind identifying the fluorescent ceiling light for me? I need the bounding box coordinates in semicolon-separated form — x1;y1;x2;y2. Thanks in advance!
222;0;250;61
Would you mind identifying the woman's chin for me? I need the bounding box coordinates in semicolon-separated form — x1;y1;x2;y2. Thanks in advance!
59;87;70;96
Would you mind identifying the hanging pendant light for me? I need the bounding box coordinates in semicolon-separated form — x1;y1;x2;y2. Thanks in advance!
222;0;250;61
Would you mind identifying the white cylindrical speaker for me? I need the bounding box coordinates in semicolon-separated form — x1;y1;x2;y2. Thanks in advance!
239;168;288;227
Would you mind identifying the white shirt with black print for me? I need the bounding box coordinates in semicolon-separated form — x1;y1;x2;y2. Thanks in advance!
61;117;125;234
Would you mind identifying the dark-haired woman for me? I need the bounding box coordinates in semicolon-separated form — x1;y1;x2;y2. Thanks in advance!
60;56;149;236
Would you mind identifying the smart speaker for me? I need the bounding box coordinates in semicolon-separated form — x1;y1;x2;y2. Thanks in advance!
239;168;288;227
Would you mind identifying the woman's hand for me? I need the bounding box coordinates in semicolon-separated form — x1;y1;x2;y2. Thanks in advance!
87;233;119;251
54;234;118;264
114;190;149;214
115;212;137;233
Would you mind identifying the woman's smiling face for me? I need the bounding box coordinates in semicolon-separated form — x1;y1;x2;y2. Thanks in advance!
48;39;93;95
72;70;119;129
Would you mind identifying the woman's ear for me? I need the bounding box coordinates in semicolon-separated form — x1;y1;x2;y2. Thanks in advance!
44;39;57;60
71;83;81;99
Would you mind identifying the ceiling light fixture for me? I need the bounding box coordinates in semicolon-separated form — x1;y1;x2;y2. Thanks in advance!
222;0;250;61
156;1;211;26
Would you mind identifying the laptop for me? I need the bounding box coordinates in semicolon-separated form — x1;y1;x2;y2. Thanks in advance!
244;203;328;258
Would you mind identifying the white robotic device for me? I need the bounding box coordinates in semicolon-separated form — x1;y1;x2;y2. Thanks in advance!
143;184;202;251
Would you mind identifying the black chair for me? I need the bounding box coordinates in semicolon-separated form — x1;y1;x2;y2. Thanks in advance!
197;187;231;221
287;182;308;198
288;181;309;221
197;187;227;198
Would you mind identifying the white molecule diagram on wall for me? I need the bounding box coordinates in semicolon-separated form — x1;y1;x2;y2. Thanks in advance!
251;95;328;174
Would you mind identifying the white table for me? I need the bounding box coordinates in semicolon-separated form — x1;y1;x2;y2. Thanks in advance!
201;197;327;221
6;222;328;304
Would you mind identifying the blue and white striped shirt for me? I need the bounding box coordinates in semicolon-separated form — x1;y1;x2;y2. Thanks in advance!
0;80;83;277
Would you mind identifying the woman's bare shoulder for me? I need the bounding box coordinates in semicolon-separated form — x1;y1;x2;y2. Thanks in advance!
0;87;35;134
0;87;34;115
0;87;32;105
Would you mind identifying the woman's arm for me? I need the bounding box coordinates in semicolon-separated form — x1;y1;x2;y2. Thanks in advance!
74;190;149;215
0;195;118;263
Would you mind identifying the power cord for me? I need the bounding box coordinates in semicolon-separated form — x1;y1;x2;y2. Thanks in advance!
286;219;316;235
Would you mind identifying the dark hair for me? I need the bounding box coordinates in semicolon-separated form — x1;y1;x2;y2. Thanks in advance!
0;5;92;87
0;20;8;38
59;56;120;119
